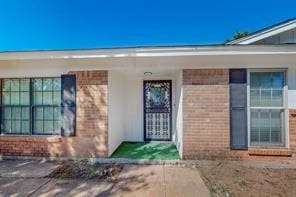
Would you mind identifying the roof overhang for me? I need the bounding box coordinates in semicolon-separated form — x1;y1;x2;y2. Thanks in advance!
0;45;296;61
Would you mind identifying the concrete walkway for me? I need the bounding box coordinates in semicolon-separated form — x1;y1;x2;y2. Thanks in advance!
0;160;209;197
0;160;60;178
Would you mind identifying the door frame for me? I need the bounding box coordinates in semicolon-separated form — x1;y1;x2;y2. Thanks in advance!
143;80;172;141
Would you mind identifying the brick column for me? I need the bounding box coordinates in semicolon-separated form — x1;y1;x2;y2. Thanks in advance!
182;69;230;159
65;70;109;157
289;110;296;158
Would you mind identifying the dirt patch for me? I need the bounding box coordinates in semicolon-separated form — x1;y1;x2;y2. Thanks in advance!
198;161;296;197
48;161;123;181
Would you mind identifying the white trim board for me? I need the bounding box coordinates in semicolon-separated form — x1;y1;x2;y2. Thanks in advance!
227;19;296;45
1;45;296;61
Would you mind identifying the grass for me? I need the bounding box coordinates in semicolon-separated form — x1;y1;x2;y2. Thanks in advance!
111;141;180;160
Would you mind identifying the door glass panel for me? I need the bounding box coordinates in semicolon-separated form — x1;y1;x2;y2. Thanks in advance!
144;81;171;140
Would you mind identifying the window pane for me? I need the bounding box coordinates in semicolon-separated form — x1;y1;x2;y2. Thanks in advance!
54;107;61;120
260;110;270;143
250;110;259;143
1;78;61;135
53;78;61;90
43;79;53;91
11;120;21;132
260;128;270;142
250;72;285;147
2;79;10;91
44;121;53;133
3;120;11;133
250;90;260;106
54;120;61;132
250;72;284;107
33;107;56;134
10;92;20;105
22;107;30;120
21;120;30;134
43;92;53;105
12;107;21;120
33;79;42;91
20;92;30;105
11;80;19;91
2;92;10;105
33;92;42;105
2;107;11;119
34;107;43;120
250;109;284;146
34;120;43;133
2;107;30;134
271;72;285;88
44;107;53;120
261;90;271;107
272;90;283;107
2;79;30;105
53;91;61;105
20;79;30;91
270;110;282;143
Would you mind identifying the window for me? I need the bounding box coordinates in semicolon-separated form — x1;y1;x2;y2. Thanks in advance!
1;79;30;134
249;71;286;147
0;78;61;135
32;78;61;135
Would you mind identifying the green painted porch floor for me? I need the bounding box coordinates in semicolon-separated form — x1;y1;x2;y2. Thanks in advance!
111;141;180;160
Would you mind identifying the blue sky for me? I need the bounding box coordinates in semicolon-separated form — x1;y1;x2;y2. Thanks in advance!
0;0;295;51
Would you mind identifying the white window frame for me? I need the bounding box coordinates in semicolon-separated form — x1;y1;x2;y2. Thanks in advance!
247;69;289;148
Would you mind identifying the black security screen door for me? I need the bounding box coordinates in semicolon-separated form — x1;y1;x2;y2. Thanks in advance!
144;80;172;141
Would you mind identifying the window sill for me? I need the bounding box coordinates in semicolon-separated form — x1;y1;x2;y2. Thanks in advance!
248;148;292;157
0;135;62;143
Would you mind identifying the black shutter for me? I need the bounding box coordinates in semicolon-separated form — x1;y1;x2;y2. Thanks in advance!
61;74;76;136
229;69;248;149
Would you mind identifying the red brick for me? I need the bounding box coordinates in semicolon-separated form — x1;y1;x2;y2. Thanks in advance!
0;70;108;158
182;69;296;161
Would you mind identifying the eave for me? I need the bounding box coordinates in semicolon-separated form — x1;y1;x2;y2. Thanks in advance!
0;45;296;61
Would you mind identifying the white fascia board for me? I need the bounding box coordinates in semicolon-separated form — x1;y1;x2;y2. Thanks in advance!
0;45;296;61
227;20;296;45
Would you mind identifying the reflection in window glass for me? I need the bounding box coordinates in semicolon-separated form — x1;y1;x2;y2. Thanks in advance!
1;78;61;135
32;78;61;135
250;72;285;146
2;107;30;134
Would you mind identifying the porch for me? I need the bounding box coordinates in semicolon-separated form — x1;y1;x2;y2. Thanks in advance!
108;68;183;158
111;141;180;160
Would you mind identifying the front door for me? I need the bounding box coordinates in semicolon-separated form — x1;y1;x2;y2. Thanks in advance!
144;80;172;141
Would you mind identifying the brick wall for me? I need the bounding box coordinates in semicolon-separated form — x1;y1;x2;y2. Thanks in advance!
288;109;296;158
1;68;296;161
0;70;109;158
182;69;296;161
182;69;230;159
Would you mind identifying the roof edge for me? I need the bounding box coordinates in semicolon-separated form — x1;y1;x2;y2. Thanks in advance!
226;17;296;45
0;45;296;61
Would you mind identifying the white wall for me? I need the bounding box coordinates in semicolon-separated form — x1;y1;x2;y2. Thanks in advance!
288;66;296;109
175;70;183;159
121;70;178;142
1;54;296;76
107;68;180;147
108;71;125;156
124;76;144;141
